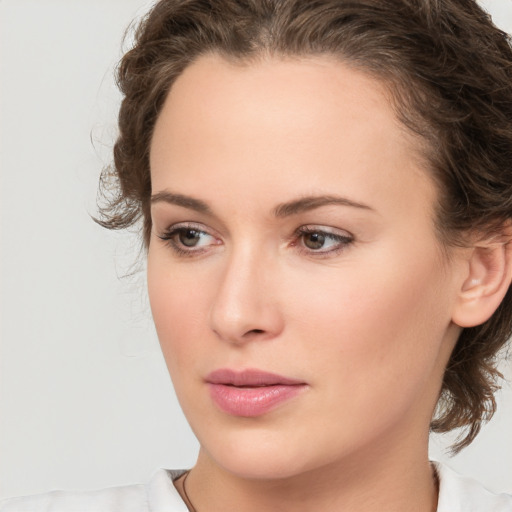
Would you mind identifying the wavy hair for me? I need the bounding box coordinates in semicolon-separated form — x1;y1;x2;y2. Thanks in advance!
96;0;512;452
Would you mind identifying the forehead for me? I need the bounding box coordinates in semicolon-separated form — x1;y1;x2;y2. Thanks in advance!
151;53;403;158
150;53;435;220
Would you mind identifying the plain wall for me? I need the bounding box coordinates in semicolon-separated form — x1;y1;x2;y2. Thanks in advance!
1;0;511;499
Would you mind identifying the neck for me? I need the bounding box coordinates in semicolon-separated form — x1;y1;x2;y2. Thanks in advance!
183;429;438;512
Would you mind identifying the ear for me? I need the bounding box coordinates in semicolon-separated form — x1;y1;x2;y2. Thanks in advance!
452;233;512;328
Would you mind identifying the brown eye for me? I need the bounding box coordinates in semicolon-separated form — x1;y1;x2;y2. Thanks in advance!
158;224;219;256
295;226;354;256
303;232;326;250
178;229;201;247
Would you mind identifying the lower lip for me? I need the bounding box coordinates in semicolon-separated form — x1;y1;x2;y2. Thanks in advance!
208;383;306;417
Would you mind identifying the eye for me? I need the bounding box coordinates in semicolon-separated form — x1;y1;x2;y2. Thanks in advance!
176;228;204;247
302;231;328;250
157;223;220;255
295;226;354;255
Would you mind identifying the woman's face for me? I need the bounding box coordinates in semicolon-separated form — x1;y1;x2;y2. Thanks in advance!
148;54;465;479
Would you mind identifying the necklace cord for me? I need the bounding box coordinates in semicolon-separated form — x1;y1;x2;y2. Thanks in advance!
180;464;440;512
182;470;198;512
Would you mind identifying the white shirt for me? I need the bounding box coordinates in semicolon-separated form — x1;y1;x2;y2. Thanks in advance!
1;463;510;511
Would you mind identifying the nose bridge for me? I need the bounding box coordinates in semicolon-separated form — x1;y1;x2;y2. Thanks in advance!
209;239;282;343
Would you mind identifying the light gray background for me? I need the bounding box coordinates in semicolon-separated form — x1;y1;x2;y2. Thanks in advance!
1;0;511;500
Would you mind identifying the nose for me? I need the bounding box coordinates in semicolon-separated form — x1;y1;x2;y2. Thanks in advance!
208;246;284;345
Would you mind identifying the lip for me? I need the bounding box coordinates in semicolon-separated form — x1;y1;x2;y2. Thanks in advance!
206;368;308;417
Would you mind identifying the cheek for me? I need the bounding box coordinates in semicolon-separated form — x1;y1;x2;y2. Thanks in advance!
289;247;451;395
147;252;212;369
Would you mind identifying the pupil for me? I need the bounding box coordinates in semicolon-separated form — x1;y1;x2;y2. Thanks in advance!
180;229;200;247
305;232;325;250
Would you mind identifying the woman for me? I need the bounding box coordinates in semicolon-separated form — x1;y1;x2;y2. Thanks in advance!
2;0;512;510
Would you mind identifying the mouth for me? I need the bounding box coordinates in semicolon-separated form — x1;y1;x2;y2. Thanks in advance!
205;368;308;417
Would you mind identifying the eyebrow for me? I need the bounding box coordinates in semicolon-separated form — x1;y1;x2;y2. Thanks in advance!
150;190;374;217
273;195;374;217
151;191;213;214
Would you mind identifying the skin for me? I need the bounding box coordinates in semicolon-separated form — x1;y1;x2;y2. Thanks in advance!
147;53;473;512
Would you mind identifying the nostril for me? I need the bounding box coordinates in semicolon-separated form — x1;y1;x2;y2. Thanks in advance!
247;329;264;335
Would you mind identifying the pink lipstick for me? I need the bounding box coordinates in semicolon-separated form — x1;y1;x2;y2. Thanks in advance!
206;369;307;417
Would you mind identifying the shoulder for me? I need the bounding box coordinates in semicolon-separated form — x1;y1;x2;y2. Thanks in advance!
0;483;147;512
0;469;188;512
434;461;512;512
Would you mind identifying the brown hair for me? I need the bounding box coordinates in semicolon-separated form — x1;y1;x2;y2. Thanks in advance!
96;0;512;452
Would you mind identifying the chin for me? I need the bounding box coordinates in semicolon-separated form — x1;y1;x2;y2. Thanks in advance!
194;417;350;482
212;448;305;481
194;422;310;480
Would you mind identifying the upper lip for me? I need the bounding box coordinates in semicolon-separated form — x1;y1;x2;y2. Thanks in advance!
206;368;305;387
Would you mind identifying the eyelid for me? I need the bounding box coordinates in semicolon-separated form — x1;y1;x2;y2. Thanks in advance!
291;224;355;256
296;224;353;237
156;221;222;256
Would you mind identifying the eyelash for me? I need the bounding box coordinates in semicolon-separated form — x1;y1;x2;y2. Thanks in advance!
292;225;354;257
157;223;354;258
157;223;218;258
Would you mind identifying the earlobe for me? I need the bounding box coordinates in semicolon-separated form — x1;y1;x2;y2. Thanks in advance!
452;237;512;328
